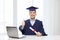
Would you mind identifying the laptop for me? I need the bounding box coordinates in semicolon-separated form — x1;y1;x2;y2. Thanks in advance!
6;26;25;39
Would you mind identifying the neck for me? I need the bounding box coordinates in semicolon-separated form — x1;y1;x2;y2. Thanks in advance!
30;18;35;21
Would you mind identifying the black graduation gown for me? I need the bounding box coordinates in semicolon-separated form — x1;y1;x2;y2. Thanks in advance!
19;19;47;36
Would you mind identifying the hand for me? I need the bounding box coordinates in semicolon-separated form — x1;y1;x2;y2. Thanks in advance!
36;32;42;37
22;20;25;28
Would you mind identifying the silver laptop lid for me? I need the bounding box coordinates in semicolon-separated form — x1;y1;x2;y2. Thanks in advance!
6;26;18;38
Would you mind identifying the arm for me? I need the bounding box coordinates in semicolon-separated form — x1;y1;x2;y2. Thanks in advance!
38;21;47;36
19;25;25;34
19;21;25;34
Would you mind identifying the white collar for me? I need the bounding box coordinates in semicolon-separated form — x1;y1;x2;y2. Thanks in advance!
30;19;36;26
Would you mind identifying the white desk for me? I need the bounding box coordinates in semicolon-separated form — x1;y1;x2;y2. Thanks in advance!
0;34;60;40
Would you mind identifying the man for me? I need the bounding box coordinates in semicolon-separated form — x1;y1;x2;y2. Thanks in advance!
19;6;47;36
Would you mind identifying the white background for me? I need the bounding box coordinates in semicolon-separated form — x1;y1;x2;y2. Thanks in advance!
0;0;13;33
0;0;60;35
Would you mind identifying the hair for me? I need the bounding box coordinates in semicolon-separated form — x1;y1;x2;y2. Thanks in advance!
29;10;36;12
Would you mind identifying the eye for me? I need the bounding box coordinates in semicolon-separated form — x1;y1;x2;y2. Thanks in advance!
33;12;35;13
29;11;32;13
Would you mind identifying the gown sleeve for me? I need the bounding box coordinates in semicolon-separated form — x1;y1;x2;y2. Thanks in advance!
19;25;25;34
38;21;47;36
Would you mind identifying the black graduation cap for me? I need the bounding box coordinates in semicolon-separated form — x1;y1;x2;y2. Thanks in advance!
27;6;38;11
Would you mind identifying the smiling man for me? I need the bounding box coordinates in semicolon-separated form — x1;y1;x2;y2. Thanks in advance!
19;6;47;36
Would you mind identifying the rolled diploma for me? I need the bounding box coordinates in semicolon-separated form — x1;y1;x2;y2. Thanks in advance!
29;27;37;34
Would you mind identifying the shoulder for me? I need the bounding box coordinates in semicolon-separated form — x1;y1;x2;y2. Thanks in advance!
36;19;43;26
36;19;42;23
25;19;30;22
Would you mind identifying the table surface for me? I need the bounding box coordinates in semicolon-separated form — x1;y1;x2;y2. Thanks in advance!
0;34;60;40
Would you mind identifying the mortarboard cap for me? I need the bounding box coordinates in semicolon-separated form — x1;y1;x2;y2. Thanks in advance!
27;6;38;11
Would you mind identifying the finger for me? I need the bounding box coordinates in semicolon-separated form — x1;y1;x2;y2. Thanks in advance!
22;20;25;27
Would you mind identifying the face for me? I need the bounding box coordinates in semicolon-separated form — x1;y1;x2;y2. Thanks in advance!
29;11;36;19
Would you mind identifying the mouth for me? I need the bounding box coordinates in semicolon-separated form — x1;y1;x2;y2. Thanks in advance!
31;15;35;16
